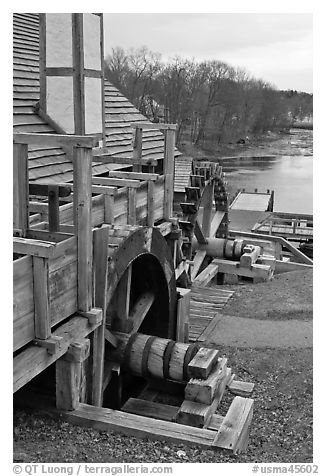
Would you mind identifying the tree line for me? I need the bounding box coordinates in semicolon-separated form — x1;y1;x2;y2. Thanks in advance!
104;46;313;149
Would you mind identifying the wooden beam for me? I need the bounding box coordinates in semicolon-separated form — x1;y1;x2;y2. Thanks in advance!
13;143;29;235
110;171;159;182
29;183;72;198
213;396;254;454
91;225;109;406
228;380;255;397
92;154;158;167
13;237;56;258
163;129;175;219
60;403;218;449
194;221;208;245
73;146;93;312
192;262;219;287
93;177;142;188
13;133;99;148
48;185;60;232
126;292;155;334
130;122;177;131
240;245;261;268
132;126;142;172
191;249;207;281
122;398;179;422
187;347;219;380
33;256;51;340
201;182;214;237
56;338;90;411
147;180;155;226
186;357;226;405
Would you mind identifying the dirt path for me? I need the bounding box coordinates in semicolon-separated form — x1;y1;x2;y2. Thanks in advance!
205;270;313;349
206;314;312;348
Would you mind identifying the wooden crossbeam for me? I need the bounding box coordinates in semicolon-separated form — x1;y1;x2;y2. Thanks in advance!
194;221;208;245
13;132;99;148
109;171;159;182
93;177;142;188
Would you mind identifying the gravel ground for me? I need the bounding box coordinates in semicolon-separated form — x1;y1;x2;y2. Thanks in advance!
221;270;313;321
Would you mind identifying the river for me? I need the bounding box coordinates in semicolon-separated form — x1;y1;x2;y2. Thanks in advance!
222;129;313;215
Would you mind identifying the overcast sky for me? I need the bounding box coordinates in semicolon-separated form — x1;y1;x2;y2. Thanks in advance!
103;13;312;93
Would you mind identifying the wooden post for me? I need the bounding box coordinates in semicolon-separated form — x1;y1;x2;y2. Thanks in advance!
132;126;142;172
147;180;155;226
91;225;109;406
48;185;60;232
163;129;175;220
33;256;51;340
13;143;29;236
56;338;90;411
73;145;93;312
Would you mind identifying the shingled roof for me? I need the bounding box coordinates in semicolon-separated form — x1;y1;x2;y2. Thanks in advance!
13;13;180;184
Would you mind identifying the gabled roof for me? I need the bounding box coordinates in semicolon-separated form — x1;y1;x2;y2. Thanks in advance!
13;13;179;184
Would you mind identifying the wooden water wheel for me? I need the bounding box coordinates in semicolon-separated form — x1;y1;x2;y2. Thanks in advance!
176;161;230;284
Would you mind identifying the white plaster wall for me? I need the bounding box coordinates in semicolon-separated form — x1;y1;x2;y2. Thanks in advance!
83;14;101;71
46;14;73;68
47;76;74;133
84;77;103;134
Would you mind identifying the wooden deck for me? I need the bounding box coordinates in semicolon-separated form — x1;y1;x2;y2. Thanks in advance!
230;191;273;212
189;286;234;342
252;212;313;241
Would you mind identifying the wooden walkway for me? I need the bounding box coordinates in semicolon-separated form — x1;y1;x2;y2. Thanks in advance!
230;191;273;212
189;286;234;342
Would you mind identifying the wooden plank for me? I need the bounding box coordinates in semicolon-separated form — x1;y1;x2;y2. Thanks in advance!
13;237;56;258
228;380;255;397
13;143;29;235
13;133;99;148
122;398;179;422
192;262;219;287
93;177;142;188
73;146;93;312
113;266;132;331
61;403;218;448
213;396;254;454
187;347;219;380
201;182;214;237
26;229;73;243
197;315;220;342
13;315;101;392
33;256;51;340
126;292;155;334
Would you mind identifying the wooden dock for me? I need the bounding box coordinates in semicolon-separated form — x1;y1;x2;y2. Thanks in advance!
230;190;274;212
252;212;313;241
